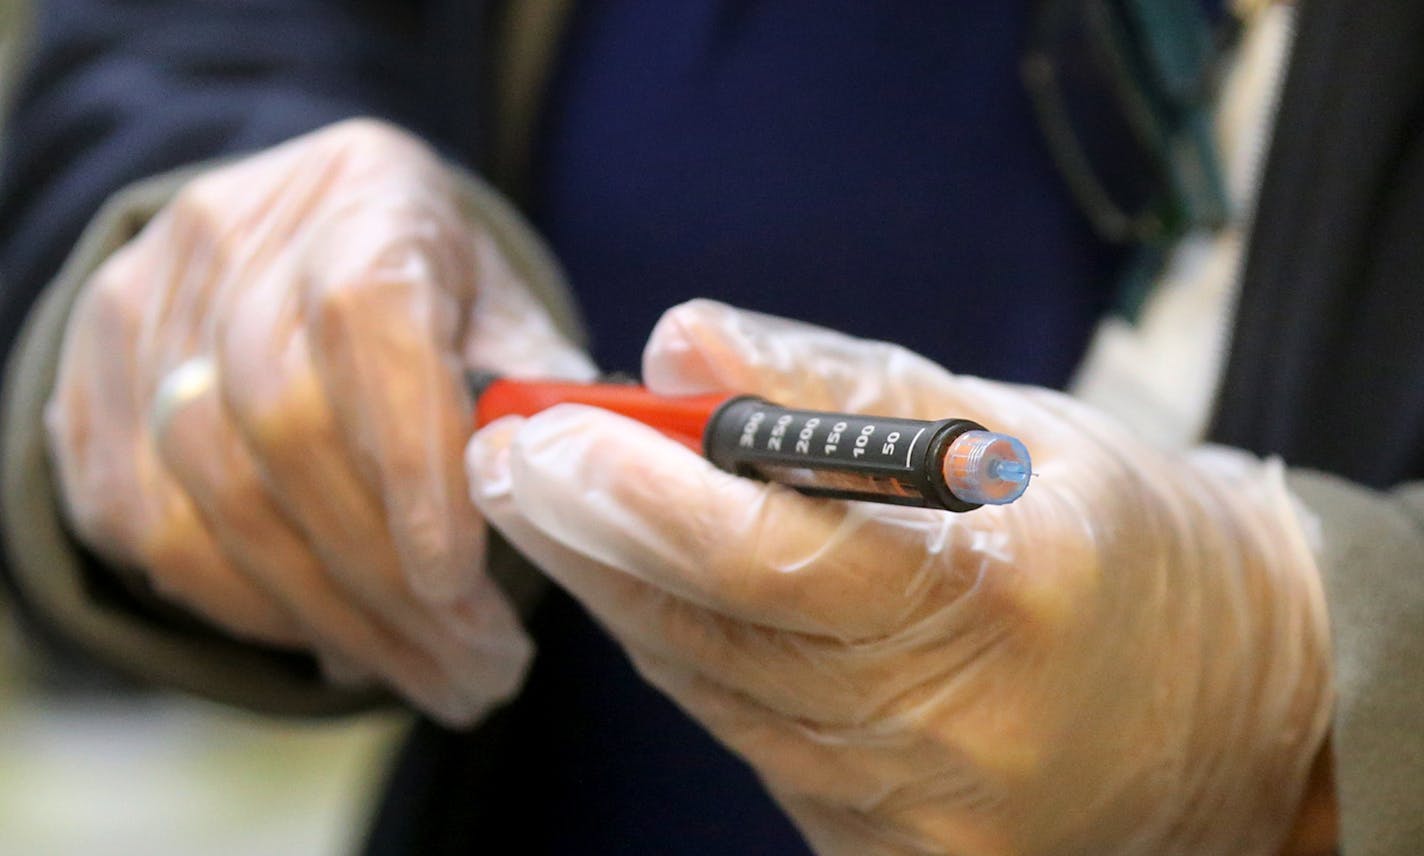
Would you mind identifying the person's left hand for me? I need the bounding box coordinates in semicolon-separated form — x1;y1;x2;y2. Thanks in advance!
45;120;594;723
466;300;1332;855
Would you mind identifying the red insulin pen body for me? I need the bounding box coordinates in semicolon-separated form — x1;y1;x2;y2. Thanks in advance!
469;374;1032;512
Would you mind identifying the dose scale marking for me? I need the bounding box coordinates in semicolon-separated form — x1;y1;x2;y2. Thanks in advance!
730;408;929;501
735;408;928;467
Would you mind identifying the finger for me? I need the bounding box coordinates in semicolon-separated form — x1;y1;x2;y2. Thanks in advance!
140;484;309;646
48;255;304;645
642;299;1055;445
473;418;870;721
475;414;1063;791
47;248;155;564
622;645;912;805
475;422;1031;727
153;358;490;721
137;140;362;387
631;646;1036;856
467;471;927;803
219;276;530;710
622;643;1010;853
301;191;484;606
476;404;1000;641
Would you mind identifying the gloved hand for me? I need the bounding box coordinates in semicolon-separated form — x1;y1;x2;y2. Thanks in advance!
467;300;1333;854
46;119;594;725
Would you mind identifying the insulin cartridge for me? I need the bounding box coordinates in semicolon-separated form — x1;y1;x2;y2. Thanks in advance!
470;375;1032;512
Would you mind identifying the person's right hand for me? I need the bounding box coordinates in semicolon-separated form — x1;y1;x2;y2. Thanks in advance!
469;300;1334;853
45;119;593;724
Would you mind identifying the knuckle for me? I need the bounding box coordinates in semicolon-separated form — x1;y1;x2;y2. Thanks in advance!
310;268;418;317
163;182;236;264
981;562;1072;637
84;248;151;325
310;273;362;320
326;116;408;147
171;170;232;224
958;517;1095;637
912;697;1047;790
322;117;436;173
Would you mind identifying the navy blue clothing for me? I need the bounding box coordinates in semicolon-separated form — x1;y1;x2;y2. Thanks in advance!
0;3;1123;854
535;2;1117;384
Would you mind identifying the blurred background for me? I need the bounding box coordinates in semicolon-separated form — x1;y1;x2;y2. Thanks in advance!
0;599;408;856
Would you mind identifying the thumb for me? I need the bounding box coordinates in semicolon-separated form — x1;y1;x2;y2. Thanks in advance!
642;299;1010;425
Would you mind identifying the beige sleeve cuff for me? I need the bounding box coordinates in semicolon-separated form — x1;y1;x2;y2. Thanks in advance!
1288;470;1424;855
0;157;577;716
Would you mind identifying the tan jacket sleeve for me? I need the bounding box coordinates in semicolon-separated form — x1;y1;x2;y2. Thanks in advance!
0;0;32;165
0;157;580;717
1289;471;1424;855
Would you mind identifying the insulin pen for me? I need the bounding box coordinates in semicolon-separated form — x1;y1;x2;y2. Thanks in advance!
469;374;1032;512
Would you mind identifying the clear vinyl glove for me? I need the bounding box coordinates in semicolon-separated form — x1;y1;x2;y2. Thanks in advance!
46;119;594;725
467;300;1334;854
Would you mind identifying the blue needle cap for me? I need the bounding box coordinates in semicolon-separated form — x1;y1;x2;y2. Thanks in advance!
941;430;1033;505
